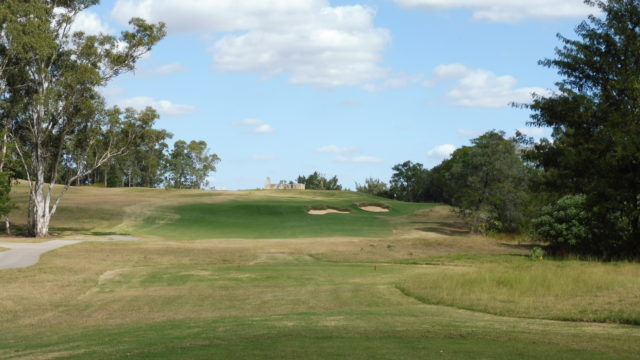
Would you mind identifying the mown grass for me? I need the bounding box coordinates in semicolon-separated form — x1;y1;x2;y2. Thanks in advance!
136;195;434;240
1;242;638;359
1;185;640;359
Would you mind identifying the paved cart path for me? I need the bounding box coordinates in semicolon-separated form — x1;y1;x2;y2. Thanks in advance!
0;236;138;270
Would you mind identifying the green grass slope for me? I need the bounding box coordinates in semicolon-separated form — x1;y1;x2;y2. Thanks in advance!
1;185;639;359
136;194;433;240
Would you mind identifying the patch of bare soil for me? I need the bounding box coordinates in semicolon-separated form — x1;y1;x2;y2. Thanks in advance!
359;206;389;213
308;209;350;215
355;202;391;213
306;205;351;215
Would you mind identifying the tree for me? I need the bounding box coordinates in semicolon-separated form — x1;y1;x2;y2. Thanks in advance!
356;177;389;197
1;1;165;237
532;195;594;255
297;172;342;190
164;140;220;189
389;161;429;202
525;0;640;257
99;108;172;188
437;131;529;233
0;172;11;234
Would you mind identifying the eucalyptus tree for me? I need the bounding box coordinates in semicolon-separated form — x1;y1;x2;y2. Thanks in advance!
2;1;165;236
355;177;389;197
164;140;220;190
297;172;342;191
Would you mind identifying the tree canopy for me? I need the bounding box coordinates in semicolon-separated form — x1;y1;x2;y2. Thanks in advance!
526;0;640;258
297;172;342;191
164;140;220;190
0;0;166;236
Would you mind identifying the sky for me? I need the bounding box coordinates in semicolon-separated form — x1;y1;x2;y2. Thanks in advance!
76;0;598;190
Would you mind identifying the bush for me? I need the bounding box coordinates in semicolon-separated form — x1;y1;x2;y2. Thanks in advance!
529;247;545;261
532;195;592;253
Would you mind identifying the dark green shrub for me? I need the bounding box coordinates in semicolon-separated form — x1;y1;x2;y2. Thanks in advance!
532;195;591;253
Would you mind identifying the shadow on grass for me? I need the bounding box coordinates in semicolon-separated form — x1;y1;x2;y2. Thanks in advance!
89;231;132;236
413;221;471;236
498;242;539;252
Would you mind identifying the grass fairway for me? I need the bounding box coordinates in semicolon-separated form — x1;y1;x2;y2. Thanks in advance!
1;185;639;359
137;197;432;240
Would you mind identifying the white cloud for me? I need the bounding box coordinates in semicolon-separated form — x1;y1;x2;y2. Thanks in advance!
336;155;383;163
154;63;188;75
234;119;275;134
430;64;549;108
316;144;359;154
428;144;456;159
112;0;395;88
518;127;548;137
117;96;196;117
392;0;594;22
71;10;114;35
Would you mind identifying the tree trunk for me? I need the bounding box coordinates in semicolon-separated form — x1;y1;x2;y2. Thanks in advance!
0;130;7;173
4;216;10;236
29;164;51;237
28;102;53;238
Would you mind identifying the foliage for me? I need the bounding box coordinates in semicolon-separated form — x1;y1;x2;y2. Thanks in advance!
355;177;389;197
164;140;220;189
297;172;342;190
389;161;430;202
97;108;172;188
525;0;640;258
434;131;530;233
0;172;11;220
529;247;546;261
532;195;593;253
0;0;166;236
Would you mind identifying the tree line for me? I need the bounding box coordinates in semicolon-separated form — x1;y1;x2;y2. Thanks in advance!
0;1;218;237
359;0;640;260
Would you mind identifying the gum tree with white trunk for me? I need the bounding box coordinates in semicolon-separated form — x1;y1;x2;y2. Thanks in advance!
0;0;165;237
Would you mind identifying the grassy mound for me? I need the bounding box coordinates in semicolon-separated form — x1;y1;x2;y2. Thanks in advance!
137;197;425;240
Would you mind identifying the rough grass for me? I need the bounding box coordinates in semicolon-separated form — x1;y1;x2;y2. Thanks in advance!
397;257;640;325
1;184;640;359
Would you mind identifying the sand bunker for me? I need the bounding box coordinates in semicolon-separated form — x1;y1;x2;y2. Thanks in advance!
308;209;350;215
356;202;390;213
358;206;389;213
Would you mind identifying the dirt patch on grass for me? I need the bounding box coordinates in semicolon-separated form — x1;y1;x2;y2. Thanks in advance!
356;202;390;213
306;205;351;215
308;209;351;215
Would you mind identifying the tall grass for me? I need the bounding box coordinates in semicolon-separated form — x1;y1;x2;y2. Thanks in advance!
397;258;640;324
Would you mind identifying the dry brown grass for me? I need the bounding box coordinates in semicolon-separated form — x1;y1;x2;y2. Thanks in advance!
2;185;639;359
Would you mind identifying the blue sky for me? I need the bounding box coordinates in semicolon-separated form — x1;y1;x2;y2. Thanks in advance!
77;0;596;190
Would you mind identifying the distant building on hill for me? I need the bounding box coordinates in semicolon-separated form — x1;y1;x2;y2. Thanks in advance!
264;177;305;190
